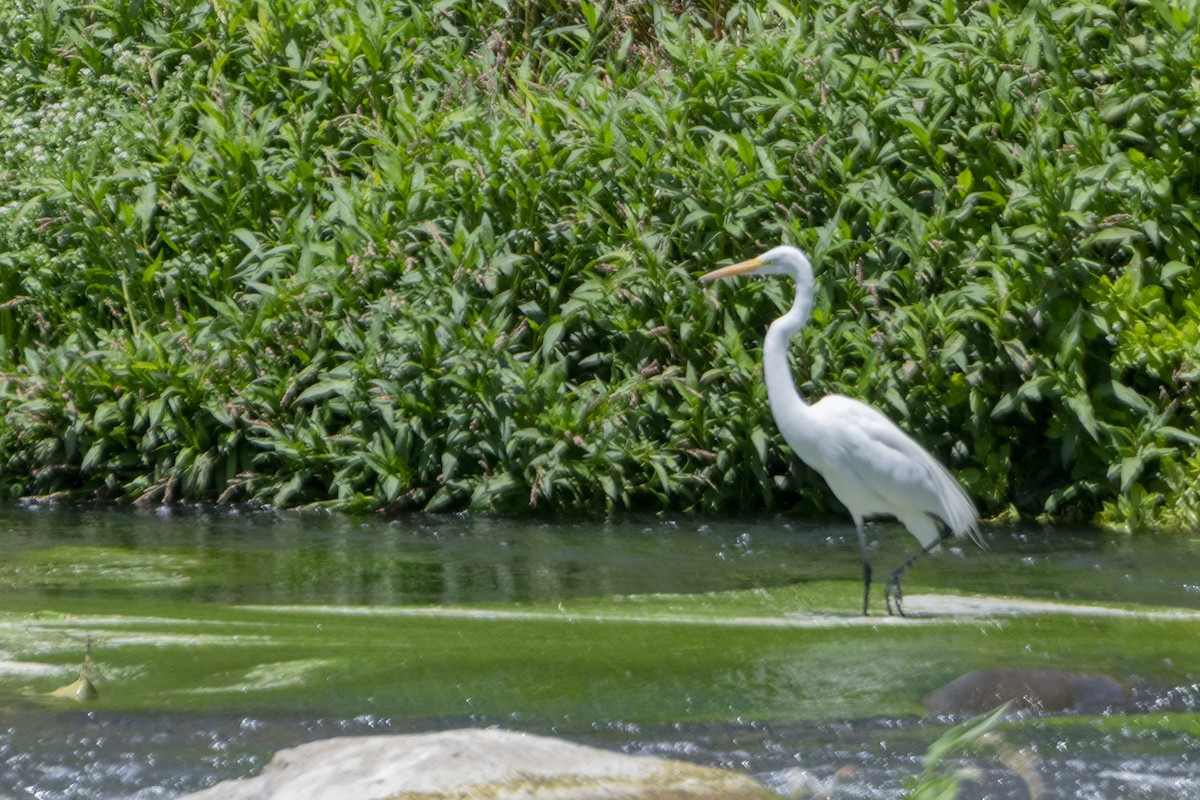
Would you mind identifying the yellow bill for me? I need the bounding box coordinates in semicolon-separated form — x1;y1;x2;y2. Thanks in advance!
700;257;764;282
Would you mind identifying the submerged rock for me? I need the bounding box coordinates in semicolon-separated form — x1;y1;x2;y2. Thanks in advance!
177;728;776;800
923;667;1130;715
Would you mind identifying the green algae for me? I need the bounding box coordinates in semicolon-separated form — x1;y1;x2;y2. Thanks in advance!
2;581;1198;726
0;547;209;591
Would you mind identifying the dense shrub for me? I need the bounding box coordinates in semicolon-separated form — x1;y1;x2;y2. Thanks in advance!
0;0;1196;526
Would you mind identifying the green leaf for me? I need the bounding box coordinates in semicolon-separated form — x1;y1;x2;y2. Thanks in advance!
1162;261;1190;282
134;182;158;235
1065;394;1099;442
1084;227;1141;246
1110;381;1151;414
295;380;353;406
1016;375;1056;403
541;321;566;360
750;427;768;463
1162;427;1200;446
1119;455;1144;492
906;704;1010;799
955;168;973;194
991;393;1016;419
232;229;261;253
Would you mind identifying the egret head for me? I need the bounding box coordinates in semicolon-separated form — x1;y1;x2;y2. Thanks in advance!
701;245;812;283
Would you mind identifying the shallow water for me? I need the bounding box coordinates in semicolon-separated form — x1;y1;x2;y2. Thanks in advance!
0;508;1198;798
4;509;1197;607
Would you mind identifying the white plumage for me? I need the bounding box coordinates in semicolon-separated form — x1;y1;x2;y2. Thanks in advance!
703;245;981;615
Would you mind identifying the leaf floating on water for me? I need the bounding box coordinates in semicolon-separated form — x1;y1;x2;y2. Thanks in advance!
46;637;99;702
47;671;99;702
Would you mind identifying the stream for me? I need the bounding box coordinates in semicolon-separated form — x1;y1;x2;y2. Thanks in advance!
0;508;1197;798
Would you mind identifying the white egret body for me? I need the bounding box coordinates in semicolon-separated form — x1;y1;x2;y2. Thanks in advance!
702;245;981;615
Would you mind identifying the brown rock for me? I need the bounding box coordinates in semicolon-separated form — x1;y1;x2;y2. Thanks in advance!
923;667;1130;715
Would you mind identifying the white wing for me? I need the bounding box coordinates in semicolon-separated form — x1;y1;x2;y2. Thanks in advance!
788;394;980;548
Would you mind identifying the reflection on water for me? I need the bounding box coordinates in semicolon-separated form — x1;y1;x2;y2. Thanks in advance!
3;508;1198;609
0;507;1198;799
1;510;837;606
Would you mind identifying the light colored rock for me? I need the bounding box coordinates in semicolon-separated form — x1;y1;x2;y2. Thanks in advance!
178;728;777;800
923;667;1130;714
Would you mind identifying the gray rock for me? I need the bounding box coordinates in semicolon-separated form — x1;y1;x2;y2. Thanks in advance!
923;667;1130;714
177;728;777;800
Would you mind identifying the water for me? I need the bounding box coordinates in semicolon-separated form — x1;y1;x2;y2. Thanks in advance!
0;508;1198;798
3;509;1196;608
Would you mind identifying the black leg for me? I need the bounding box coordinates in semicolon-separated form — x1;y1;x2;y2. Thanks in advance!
862;560;873;616
855;519;872;616
887;524;954;617
885;565;908;617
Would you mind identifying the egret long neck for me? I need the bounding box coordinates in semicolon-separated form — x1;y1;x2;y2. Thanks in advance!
762;269;819;458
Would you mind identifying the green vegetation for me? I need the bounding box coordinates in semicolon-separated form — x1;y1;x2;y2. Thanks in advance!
903;704;1025;800
0;0;1197;525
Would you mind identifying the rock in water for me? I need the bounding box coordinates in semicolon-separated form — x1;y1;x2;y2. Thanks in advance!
177;728;776;800
923;668;1130;714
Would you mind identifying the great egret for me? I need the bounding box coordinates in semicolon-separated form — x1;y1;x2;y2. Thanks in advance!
702;245;981;616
